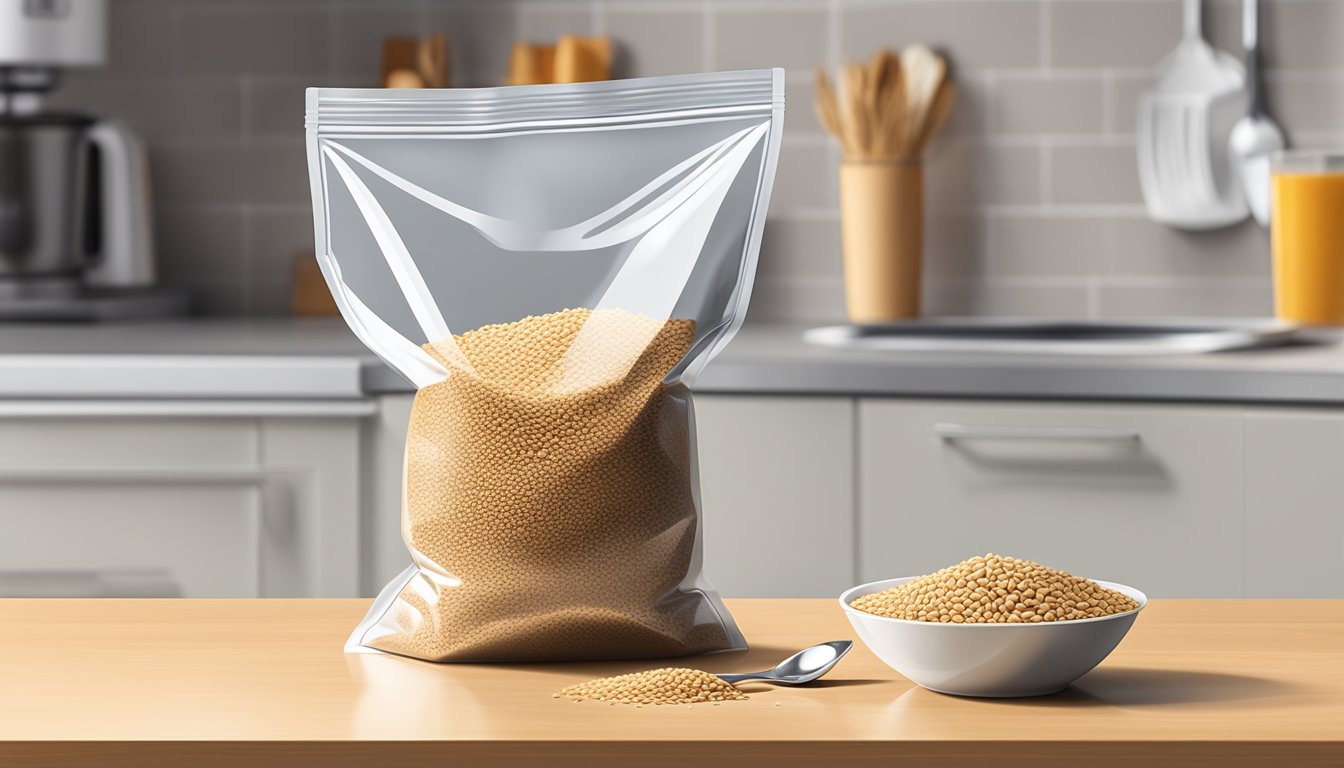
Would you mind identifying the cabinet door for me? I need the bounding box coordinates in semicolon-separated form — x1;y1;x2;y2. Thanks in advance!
259;418;362;598
0;418;263;597
694;395;855;598
365;395;415;596
0;413;364;598
859;400;1244;597
1245;409;1344;597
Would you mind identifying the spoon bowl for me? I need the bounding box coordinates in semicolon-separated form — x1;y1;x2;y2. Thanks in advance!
716;640;853;685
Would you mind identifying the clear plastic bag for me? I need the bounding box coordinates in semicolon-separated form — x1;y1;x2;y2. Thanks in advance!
306;70;784;662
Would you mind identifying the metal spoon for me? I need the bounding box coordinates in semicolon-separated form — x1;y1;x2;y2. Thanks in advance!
716;640;853;685
1230;0;1286;227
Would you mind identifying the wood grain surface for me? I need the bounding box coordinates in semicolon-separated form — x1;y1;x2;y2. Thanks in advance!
0;598;1339;767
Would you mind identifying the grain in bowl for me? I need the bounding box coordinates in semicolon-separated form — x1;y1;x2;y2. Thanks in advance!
849;553;1139;624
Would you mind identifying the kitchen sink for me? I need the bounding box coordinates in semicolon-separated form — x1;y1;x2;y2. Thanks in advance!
803;318;1307;355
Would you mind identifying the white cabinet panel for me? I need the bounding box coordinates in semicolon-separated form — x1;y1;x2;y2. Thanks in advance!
0;418;255;469
260;419;362;597
859;400;1245;597
0;483;262;597
1245;408;1344;597
695;395;855;598
0;414;365;598
365;394;414;596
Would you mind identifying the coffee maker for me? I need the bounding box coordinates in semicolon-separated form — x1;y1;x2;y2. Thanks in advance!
0;0;184;319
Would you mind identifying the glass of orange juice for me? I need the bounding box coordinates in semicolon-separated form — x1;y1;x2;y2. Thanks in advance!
1272;150;1344;325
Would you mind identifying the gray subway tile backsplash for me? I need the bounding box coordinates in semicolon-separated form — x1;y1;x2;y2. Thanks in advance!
842;1;1042;71
984;217;1105;277
1048;142;1144;206
1106;74;1153;136
49;80;245;145
517;3;594;42
1102;219;1272;279
974;143;1045;206
245;78;312;140
426;4;517;86
1257;0;1344;69
713;9;829;72
606;9;706;78
783;77;823;134
925;279;1093;318
1267;76;1344;137
994;76;1104;136
747;275;847;324
177;4;333;78
771;143;840;211
60;0;1338;319
759;217;844;281
329;3;427;81
247;209;316;315
1049;0;1181;69
1099;280;1273;318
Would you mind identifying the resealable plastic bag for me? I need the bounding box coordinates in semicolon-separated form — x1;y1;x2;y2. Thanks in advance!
307;69;783;662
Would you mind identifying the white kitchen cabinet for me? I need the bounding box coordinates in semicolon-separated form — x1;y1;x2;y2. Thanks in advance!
0;405;366;598
364;394;414;596
1245;408;1344;598
858;400;1245;597
695;395;856;598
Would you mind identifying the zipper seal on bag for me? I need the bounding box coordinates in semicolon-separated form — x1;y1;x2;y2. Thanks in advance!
307;69;782;131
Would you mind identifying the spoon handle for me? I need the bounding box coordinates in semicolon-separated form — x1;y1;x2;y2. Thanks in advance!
715;672;772;684
1244;0;1264;117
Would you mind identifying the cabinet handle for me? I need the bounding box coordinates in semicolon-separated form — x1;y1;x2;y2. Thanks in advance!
935;422;1141;443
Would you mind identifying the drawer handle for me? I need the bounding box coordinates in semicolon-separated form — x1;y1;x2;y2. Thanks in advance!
935;423;1141;443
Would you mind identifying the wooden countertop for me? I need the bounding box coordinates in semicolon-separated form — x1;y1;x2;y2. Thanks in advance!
1;598;1340;767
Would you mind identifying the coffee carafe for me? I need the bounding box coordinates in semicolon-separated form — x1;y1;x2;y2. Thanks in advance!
0;110;154;296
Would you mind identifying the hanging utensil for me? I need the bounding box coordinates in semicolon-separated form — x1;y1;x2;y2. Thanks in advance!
1137;0;1249;230
1230;0;1286;227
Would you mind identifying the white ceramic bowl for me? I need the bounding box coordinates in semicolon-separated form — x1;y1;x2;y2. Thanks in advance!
839;576;1147;697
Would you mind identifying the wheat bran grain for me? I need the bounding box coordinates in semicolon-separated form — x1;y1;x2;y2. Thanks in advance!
850;553;1139;623
366;308;730;661
557;667;747;705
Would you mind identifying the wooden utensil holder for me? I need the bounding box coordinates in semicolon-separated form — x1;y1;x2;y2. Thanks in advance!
839;161;923;323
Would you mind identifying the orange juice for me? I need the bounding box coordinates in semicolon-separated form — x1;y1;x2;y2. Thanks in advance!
1272;166;1344;325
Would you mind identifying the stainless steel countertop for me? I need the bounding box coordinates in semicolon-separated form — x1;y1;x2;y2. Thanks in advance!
0;318;1342;405
695;322;1344;404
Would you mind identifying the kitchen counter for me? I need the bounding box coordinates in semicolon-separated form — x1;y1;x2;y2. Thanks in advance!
702;323;1344;403
1;318;1344;404
0;598;1340;767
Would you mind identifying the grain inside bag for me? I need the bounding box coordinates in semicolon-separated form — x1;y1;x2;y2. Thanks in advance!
306;71;785;661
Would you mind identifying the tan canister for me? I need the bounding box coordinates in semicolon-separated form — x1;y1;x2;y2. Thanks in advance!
839;160;922;323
